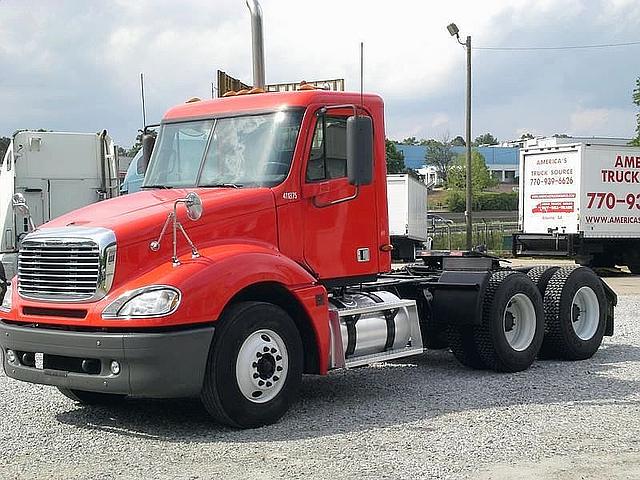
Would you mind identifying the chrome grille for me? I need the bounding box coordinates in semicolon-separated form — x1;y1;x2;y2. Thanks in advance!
18;240;101;301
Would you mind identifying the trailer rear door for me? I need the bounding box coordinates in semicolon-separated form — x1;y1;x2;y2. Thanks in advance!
581;145;640;238
521;147;581;234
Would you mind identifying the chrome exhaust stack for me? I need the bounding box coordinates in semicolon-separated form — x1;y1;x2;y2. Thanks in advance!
246;0;265;89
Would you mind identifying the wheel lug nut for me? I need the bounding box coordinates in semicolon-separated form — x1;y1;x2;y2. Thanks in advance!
273;376;279;381
276;355;282;361
271;348;277;353
253;373;259;379
276;366;283;371
256;352;262;357
252;362;257;368
258;380;264;386
266;381;272;387
263;347;269;352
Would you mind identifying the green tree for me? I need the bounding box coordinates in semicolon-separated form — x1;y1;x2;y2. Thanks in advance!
451;135;466;146
424;135;454;183
447;149;497;192
401;136;419;146
128;132;143;157
0;136;10;162
473;133;498;146
385;139;406;173
631;77;640;147
520;132;534;140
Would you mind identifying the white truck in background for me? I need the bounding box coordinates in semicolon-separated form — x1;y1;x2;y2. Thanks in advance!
513;138;640;271
0;130;119;287
386;173;428;261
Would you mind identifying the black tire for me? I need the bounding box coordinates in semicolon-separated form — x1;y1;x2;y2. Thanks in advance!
540;266;606;360
527;266;560;295
447;324;486;369
201;301;303;429
473;271;544;372
57;387;126;405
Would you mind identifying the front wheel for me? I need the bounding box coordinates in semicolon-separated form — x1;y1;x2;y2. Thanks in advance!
201;301;303;428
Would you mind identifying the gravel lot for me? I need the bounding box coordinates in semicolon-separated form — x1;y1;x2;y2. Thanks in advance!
1;277;639;479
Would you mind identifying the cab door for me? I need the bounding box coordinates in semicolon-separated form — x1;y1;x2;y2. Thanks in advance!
301;112;379;284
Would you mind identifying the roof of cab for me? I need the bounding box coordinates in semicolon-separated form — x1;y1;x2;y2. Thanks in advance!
162;90;384;121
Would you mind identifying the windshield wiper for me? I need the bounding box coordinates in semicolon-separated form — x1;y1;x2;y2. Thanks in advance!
140;185;174;189
200;183;243;189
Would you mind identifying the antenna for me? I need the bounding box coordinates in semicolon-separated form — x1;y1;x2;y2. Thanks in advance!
360;42;364;111
140;72;147;128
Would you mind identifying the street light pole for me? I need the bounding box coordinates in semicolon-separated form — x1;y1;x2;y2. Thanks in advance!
465;35;472;251
447;23;473;250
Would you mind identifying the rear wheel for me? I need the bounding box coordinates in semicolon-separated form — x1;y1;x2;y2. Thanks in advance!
527;266;559;295
57;387;126;405
540;266;606;360
473;271;544;372
201;301;303;428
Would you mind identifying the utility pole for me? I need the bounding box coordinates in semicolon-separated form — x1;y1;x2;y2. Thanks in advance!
447;23;473;250
465;35;472;251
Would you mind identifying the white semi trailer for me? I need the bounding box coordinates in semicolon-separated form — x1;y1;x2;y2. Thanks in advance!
0;130;118;286
513;138;640;271
386;173;428;261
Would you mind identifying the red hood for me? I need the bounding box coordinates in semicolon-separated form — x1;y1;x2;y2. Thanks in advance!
44;188;276;247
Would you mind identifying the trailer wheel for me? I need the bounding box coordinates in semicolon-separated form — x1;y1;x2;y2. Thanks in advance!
474;271;544;372
527;266;559;295
57;387;126;405
201;301;303;428
539;267;606;360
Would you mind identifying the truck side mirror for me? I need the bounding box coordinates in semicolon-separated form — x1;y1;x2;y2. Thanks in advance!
139;133;156;175
347;116;373;186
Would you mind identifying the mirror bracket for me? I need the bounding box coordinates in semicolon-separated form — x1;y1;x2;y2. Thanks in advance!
11;193;36;232
149;192;203;266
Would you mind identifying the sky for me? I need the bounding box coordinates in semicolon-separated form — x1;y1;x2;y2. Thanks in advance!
0;0;638;147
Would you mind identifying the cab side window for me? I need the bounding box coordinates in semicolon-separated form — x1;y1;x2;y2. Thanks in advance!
306;116;347;182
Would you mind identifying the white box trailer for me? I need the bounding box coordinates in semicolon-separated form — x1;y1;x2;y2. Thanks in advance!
0;130;118;284
386;174;428;261
513;141;640;271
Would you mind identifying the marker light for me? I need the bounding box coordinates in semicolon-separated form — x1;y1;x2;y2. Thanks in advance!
110;361;121;375
6;349;16;364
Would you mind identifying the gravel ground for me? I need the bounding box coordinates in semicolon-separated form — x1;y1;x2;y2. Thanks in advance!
1;295;639;479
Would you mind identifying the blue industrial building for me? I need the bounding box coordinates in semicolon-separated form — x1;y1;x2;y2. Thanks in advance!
395;144;520;184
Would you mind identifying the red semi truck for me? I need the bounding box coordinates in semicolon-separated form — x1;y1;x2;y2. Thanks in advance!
0;2;616;429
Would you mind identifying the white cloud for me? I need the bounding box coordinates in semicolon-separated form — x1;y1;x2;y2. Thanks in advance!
0;0;638;145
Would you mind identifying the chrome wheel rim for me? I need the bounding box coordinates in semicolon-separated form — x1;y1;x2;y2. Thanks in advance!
503;293;537;351
571;286;600;340
235;329;288;403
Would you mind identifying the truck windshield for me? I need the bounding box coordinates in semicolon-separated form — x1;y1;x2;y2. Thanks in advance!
143;110;304;189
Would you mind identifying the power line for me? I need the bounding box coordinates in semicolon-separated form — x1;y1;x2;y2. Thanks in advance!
475;40;640;51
